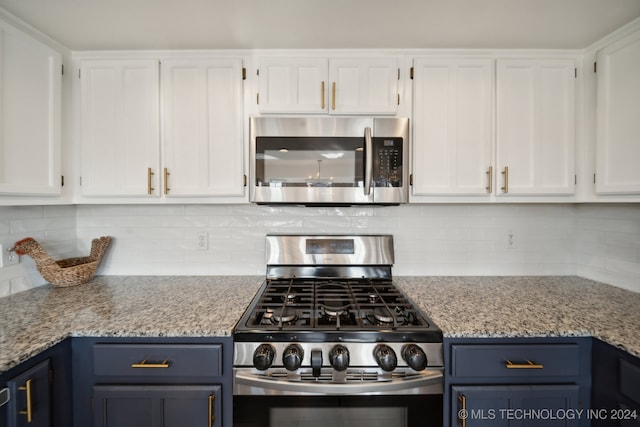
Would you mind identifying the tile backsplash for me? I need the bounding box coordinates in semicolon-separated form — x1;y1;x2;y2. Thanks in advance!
0;203;638;295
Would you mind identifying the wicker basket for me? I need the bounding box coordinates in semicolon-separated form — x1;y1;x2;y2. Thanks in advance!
13;236;112;287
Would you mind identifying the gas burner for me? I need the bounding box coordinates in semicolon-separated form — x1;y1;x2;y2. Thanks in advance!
317;282;352;319
282;293;297;304
264;307;298;325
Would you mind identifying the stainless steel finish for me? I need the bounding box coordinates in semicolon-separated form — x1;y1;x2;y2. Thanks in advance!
265;234;394;268
249;116;409;205
233;368;443;395
0;388;9;408
234;342;444;368
364;126;373;196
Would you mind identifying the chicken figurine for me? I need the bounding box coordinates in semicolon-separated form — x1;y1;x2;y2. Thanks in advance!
12;236;112;287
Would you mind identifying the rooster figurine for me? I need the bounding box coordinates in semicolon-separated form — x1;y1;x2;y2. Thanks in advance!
12;236;112;287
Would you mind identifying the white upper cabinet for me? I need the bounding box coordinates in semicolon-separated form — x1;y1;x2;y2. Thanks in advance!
329;58;399;114
0;20;61;195
595;29;640;194
80;59;160;197
412;58;494;196
496;58;576;196
257;56;399;115
162;58;244;197
257;57;328;113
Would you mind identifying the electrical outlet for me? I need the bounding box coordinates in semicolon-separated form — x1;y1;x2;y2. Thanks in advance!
197;232;209;251
505;231;517;249
0;244;19;268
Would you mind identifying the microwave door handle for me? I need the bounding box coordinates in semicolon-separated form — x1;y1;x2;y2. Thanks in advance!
364;127;373;196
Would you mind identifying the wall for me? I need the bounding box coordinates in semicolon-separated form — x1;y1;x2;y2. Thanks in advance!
1;203;638;296
75;203;576;276
575;204;640;293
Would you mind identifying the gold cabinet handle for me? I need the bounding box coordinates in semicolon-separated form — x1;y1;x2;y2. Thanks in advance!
486;166;493;194
131;359;170;369
208;394;215;427
331;82;336;110
458;394;467;427
321;81;325;109
147;167;155;195
505;359;544;369
501;166;509;193
18;378;33;423
164;168;170;195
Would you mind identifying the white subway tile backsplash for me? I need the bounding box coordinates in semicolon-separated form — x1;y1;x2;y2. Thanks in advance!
1;202;639;296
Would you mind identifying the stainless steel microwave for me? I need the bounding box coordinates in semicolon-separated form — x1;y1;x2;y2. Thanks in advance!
250;117;409;205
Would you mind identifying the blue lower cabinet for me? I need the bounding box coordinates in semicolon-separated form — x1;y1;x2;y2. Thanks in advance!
6;360;51;427
93;385;221;427
451;385;581;427
445;337;591;427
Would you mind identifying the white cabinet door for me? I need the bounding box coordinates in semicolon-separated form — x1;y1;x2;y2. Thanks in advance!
496;58;576;196
329;58;399;115
162;58;244;197
0;21;61;195
80;59;160;197
412;58;493;196
596;29;640;194
257;57;328;113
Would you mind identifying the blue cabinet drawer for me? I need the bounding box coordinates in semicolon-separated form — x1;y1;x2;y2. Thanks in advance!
451;344;581;379
93;344;222;379
620;359;640;405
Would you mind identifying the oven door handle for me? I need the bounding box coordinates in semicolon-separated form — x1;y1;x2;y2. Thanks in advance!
363;126;373;196
235;370;443;395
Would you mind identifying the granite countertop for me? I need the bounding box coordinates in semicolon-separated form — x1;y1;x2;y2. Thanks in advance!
1;275;639;374
0;276;264;373
396;276;640;357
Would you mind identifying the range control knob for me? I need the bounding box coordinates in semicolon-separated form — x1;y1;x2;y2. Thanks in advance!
402;344;428;371
282;344;304;371
329;345;350;371
373;344;397;372
253;344;275;371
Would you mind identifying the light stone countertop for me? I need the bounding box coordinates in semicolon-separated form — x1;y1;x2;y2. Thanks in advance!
395;276;640;357
1;275;639;374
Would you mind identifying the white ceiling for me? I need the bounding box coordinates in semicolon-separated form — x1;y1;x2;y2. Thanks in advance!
0;0;639;51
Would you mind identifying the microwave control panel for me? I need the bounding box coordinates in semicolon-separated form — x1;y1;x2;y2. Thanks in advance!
373;137;403;187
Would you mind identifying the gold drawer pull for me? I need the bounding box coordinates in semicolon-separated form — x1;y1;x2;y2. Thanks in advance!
505;359;544;369
458;394;467;427
131;359;170;369
18;378;33;422
208;394;215;427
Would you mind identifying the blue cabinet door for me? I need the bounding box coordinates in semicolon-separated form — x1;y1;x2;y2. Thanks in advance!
6;360;51;427
451;385;581;427
93;385;221;427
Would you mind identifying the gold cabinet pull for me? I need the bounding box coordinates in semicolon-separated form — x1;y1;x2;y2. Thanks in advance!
505;359;544;369
164;168;170;195
131;359;170;369
147;168;155;195
501;166;509;193
18;378;33;423
208;394;215;427
331;82;336;110
321;81;325;109
486;166;493;194
458;394;467;427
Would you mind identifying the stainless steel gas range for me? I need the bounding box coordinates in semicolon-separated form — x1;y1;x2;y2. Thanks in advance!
233;234;443;427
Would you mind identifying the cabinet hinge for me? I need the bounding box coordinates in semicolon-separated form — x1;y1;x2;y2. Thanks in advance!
243;174;247;187
242;67;246;80
409;173;414;186
594;62;597;73
61;176;64;187
410;67;414;80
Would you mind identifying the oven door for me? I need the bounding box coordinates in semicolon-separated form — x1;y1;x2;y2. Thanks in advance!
234;395;442;427
249;117;408;205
